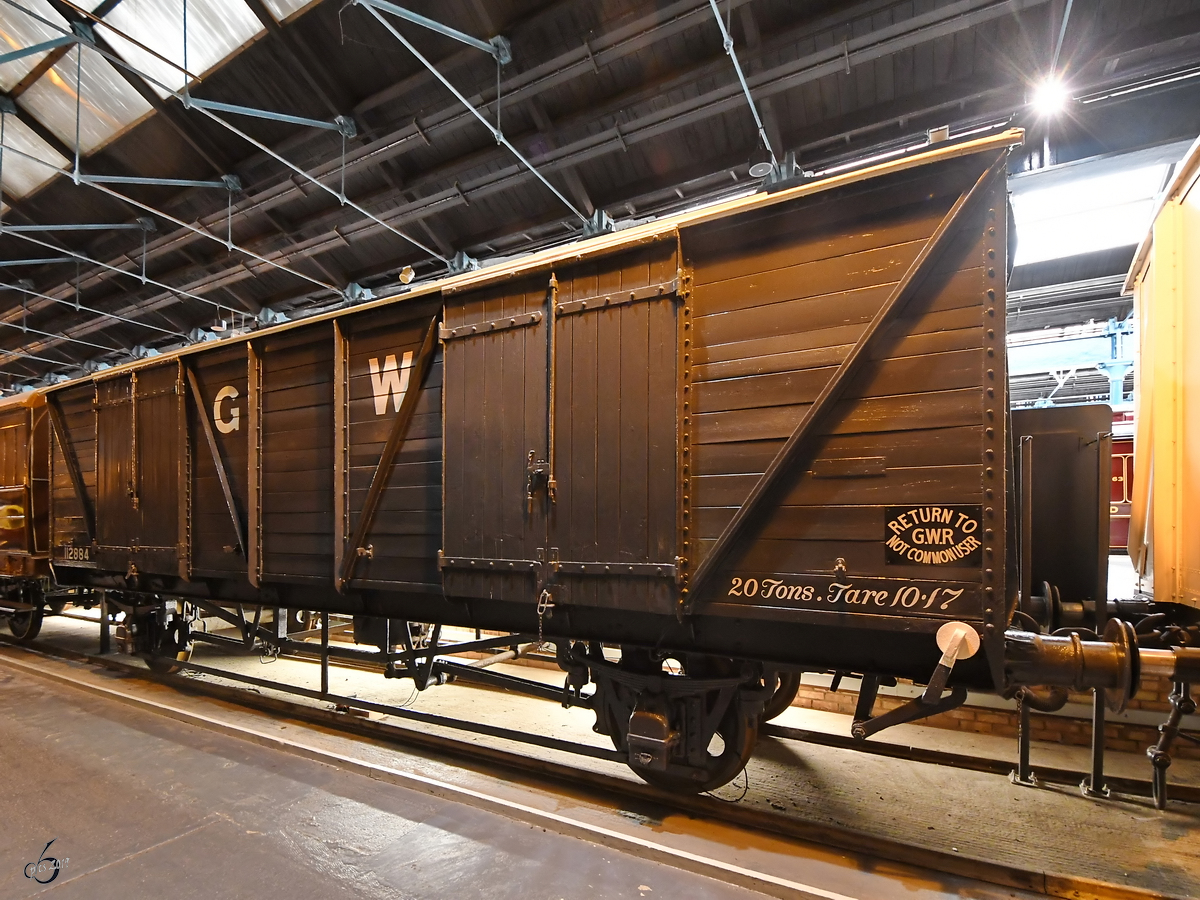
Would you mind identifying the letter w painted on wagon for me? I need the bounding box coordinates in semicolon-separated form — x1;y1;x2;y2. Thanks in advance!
369;352;414;415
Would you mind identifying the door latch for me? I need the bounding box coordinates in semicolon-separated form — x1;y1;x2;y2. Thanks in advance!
526;450;556;510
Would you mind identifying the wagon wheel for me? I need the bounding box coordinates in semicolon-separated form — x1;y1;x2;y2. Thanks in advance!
635;698;758;794
7;604;43;642
760;671;802;722
143;611;193;676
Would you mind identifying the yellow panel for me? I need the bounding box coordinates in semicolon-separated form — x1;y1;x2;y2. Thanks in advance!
1128;135;1200;607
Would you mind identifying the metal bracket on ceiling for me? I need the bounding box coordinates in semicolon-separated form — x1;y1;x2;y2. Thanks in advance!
79;174;239;191
354;0;512;65
356;0;588;227
257;307;288;326
448;250;479;275
758;151;814;193
0;96;16;115
70;21;96;45
0;220;153;233
343;282;376;305
581;209;615;238
0;35;76;67
184;97;357;138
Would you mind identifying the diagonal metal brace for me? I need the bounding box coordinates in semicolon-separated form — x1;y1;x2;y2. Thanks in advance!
353;0;511;63
46;395;94;544
338;314;440;589
683;150;1010;608
184;366;246;558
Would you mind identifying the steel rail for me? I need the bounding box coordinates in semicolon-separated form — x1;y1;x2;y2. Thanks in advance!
0;634;1187;900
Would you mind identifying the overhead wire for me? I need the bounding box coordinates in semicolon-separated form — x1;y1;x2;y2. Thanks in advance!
0;279;189;338
0;0;445;264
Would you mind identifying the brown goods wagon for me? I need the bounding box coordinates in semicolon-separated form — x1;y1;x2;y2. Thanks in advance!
15;128;1195;791
0;390;50;638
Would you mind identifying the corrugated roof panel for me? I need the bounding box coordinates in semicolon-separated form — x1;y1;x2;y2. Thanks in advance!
0;0;73;92
98;0;265;98
260;0;319;24
17;46;153;154
0;113;68;197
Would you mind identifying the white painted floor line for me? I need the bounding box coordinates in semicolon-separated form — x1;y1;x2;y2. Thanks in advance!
0;648;860;900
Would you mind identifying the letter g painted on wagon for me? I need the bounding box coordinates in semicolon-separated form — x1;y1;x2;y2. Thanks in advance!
213;385;240;434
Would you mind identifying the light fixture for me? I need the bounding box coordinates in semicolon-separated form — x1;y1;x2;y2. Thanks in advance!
399;265;415;284
1031;77;1069;116
748;143;774;178
211;316;228;333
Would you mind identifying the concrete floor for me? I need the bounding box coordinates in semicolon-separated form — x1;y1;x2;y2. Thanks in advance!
0;660;773;900
7;612;1200;898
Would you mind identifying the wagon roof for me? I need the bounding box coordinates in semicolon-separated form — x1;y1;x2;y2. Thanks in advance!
1124;131;1200;294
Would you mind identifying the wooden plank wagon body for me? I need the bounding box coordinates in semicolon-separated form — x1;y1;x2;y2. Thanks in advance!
7;126;1182;790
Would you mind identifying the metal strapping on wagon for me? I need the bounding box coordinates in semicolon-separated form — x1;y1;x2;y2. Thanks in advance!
554;561;678;578
554;278;678;316
439;311;543;340
438;555;541;572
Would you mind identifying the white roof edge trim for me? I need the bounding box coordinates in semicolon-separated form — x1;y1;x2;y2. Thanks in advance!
1123;132;1200;295
20;127;1026;394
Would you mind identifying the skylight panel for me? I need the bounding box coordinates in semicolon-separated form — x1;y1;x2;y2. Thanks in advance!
17;45;153;154
0;113;68;197
0;0;74;92
98;0;265;99
259;0;319;23
1010;164;1168;267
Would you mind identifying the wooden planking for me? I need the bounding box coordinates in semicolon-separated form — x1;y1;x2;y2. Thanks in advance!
261;331;333;579
133;364;180;570
695;463;981;512
710;535;980;584
94;375;135;550
694;348;982;415
693;388;981;445
686;161;975;286
697;505;882;543
188;340;250;574
692;425;983;476
443;274;548;601
550;241;678;614
49;384;96;551
679;154;996;604
692;306;982;380
692;264;984;351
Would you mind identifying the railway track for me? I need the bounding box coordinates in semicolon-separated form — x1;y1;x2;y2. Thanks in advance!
0;629;1192;900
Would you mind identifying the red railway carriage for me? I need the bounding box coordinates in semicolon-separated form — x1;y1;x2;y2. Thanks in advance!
1;128;1194;792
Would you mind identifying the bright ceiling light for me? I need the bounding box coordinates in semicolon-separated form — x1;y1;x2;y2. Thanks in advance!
1031;77;1069;116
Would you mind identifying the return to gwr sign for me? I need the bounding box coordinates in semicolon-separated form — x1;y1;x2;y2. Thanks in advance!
884;505;983;567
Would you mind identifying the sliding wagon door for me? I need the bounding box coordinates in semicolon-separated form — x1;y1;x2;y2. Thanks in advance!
441;276;549;602
550;241;682;615
94;363;182;576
